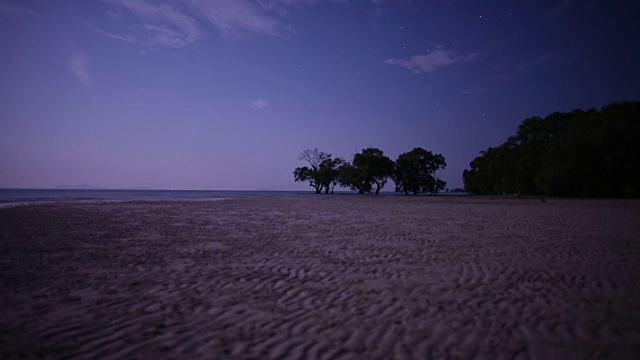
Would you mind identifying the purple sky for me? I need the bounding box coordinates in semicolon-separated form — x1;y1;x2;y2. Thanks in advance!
1;0;638;191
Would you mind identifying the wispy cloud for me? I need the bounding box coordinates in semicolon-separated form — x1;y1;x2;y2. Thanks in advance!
251;99;269;109
86;23;135;42
71;55;90;85
103;0;202;47
258;0;350;13
518;52;570;72
188;0;279;36
141;24;195;47
0;2;39;17
385;48;479;74
100;0;352;47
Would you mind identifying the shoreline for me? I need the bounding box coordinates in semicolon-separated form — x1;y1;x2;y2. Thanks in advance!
3;187;637;210
1;197;639;358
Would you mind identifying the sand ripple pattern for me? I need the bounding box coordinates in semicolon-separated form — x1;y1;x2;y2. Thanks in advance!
1;197;639;359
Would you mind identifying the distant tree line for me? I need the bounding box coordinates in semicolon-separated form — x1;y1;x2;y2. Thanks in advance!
463;101;640;197
294;147;447;195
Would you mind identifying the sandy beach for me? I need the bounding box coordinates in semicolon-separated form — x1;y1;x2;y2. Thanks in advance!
1;196;639;359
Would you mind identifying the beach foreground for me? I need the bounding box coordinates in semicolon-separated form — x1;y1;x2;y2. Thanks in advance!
1;197;639;359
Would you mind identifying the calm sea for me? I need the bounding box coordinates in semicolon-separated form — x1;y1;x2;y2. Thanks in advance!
0;189;320;208
0;189;469;208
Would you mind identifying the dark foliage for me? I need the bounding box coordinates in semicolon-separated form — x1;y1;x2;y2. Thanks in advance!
294;147;445;195
337;162;372;194
463;101;640;197
293;149;343;193
393;147;447;195
337;148;395;194
318;157;344;194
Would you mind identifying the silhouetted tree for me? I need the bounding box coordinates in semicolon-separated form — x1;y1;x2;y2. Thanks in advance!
337;162;371;194
293;167;320;193
394;147;447;195
463;146;497;194
337;147;394;194
354;148;395;194
462;101;640;197
293;148;334;193
318;157;344;194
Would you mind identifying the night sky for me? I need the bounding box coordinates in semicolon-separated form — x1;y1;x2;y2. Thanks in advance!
1;0;638;191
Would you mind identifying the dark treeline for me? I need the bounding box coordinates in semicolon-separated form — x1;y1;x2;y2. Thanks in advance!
294;147;446;195
463;101;640;197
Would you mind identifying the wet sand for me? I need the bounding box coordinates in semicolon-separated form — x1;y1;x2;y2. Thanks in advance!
1;197;639;359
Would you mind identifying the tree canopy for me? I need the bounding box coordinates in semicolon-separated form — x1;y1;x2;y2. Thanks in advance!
337;162;372;194
293;149;342;194
393;147;447;195
463;101;640;197
318;157;344;194
294;146;446;195
338;147;395;194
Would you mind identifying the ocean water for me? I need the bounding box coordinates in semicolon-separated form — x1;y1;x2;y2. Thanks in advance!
0;189;319;208
0;189;469;208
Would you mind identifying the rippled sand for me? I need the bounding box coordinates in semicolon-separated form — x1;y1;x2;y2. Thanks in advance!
1;197;639;359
